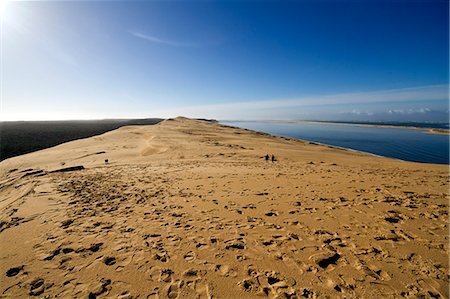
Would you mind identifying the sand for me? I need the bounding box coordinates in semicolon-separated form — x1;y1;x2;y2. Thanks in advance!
0;117;448;298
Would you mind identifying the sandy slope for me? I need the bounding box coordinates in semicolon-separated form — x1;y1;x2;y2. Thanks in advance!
0;117;448;298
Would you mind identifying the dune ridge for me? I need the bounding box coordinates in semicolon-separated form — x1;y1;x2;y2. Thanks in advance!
0;117;448;298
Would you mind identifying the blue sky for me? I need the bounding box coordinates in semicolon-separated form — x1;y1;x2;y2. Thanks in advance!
1;0;448;121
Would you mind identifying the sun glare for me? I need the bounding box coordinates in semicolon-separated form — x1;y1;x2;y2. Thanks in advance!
0;0;7;18
0;1;13;26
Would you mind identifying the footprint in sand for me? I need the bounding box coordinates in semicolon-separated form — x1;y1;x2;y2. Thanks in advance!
225;238;246;250
265;211;278;217
103;256;116;266
117;291;132;299
167;280;182;299
238;277;260;293
315;253;341;270
153;251;169;262
29;277;52;296
184;251;196;261
182;268;199;278
214;264;237;277
240;268;298;297
160;268;174;283
88;278;111;298
6;265;24;277
61;219;74;228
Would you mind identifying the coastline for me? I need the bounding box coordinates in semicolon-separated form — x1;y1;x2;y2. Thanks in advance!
0;117;448;298
222;120;449;165
221;122;404;163
225;119;449;135
289;120;449;135
300;120;450;135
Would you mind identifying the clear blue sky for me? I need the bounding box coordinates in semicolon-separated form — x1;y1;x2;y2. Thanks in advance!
1;0;448;121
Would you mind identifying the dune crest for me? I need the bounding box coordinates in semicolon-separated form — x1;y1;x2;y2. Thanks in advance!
0;117;448;298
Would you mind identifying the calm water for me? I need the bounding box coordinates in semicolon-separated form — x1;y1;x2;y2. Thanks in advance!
223;121;449;164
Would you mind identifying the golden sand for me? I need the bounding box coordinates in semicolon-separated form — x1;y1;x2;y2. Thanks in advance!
0;117;448;298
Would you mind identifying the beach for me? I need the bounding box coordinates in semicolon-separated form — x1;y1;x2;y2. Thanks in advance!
0;117;448;298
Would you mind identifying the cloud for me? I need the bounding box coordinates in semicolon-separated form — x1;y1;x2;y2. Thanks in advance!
388;108;432;114
129;30;222;48
333;108;448;122
347;110;374;116
157;84;448;119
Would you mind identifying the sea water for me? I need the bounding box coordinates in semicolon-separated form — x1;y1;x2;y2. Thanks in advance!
223;121;449;164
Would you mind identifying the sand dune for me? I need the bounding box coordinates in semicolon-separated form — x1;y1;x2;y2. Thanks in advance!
0;117;448;298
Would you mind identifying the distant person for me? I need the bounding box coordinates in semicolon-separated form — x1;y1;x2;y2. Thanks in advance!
265;154;269;161
271;155;276;162
105;159;109;164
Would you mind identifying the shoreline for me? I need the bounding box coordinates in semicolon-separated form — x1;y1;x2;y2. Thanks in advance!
224;119;449;135
221;122;407;164
300;120;450;135
221;121;449;165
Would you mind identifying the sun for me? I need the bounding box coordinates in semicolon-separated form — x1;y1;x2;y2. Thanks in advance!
0;0;8;18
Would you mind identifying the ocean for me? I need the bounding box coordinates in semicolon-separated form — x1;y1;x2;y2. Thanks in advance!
223;121;449;164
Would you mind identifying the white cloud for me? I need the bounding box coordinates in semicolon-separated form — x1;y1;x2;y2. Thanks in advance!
348;109;374;116
154;84;448;119
129;30;222;48
388;107;432;114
